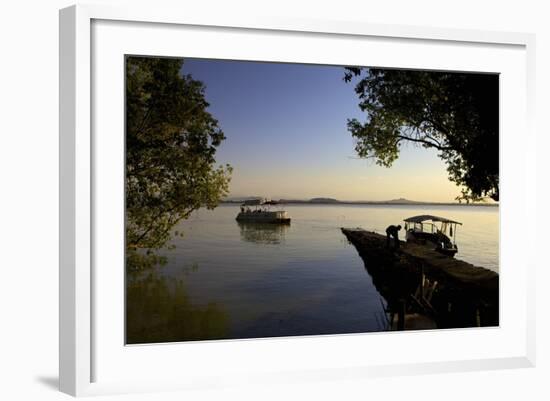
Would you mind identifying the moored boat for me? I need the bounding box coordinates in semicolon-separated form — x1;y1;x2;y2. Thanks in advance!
403;215;461;257
236;199;291;224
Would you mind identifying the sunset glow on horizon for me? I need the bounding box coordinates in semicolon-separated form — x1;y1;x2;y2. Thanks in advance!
182;59;474;203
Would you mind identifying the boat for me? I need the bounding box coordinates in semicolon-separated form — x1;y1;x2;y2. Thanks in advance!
403;215;462;257
235;199;291;224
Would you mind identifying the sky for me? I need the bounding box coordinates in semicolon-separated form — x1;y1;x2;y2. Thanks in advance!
181;59;463;203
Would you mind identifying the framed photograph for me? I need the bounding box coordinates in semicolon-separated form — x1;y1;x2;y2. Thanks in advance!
59;4;536;396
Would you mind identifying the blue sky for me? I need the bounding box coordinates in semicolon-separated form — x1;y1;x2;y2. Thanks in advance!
181;59;459;202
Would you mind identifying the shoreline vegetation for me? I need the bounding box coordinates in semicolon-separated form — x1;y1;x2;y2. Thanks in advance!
221;197;498;207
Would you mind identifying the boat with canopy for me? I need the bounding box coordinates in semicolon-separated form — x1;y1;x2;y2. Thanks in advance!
236;198;291;224
403;215;462;257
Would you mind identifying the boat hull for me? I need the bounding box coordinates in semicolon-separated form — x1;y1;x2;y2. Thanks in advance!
236;211;291;224
406;230;458;257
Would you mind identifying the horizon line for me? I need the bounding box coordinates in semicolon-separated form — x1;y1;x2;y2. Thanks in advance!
222;196;498;205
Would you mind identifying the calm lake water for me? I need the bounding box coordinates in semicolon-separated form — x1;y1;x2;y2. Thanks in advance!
127;204;498;343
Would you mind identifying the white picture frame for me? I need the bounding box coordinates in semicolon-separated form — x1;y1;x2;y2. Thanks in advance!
59;3;536;397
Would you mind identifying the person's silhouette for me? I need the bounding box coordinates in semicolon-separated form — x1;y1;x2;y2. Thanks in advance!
386;224;402;249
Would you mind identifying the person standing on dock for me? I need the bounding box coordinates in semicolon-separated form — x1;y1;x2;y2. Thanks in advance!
386;224;402;249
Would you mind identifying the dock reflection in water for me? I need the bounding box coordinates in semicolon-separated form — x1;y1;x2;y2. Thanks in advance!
237;222;290;245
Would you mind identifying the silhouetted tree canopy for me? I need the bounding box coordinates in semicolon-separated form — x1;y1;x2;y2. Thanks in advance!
344;68;499;202
126;57;232;270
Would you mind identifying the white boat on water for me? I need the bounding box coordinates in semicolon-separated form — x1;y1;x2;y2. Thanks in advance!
236;199;291;224
403;215;462;257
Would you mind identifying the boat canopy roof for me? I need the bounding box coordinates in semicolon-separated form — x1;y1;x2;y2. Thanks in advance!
404;215;462;225
241;199;280;206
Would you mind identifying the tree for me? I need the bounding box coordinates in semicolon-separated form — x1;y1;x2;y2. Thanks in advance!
344;68;499;202
126;56;232;270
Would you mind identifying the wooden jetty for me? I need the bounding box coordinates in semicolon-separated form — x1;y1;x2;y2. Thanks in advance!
341;228;499;330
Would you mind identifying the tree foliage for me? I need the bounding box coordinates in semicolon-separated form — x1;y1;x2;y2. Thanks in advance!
344;68;499;202
126;57;232;270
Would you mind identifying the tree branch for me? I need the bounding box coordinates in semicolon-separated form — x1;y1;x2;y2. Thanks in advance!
396;134;452;151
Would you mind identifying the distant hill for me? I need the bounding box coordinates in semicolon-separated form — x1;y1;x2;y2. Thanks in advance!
384;198;423;204
309;197;339;203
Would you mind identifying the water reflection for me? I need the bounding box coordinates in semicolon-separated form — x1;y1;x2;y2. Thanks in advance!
126;204;497;342
126;271;228;344
237;222;289;244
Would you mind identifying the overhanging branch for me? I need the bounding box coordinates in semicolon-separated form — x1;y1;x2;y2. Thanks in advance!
397;134;451;151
